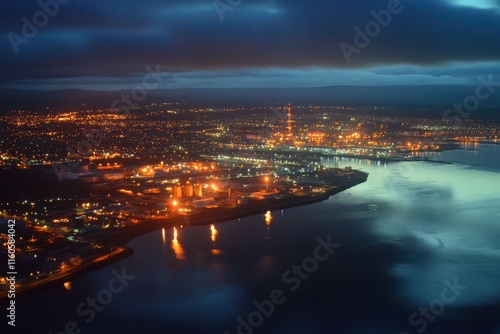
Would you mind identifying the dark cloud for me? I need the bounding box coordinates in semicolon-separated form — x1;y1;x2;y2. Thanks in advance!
1;0;500;85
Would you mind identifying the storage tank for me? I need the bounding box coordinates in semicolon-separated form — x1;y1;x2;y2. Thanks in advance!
183;184;194;197
173;186;183;198
194;184;203;197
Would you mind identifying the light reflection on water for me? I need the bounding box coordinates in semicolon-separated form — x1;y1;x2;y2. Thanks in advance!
171;227;185;260
321;145;500;309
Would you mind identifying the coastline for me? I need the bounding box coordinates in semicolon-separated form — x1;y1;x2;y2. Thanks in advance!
321;143;463;163
1;171;368;299
98;172;368;246
1;246;133;300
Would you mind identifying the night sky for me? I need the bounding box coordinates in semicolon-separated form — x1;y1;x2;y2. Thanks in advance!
2;0;500;90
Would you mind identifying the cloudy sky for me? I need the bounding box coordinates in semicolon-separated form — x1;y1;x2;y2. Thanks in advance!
2;0;500;90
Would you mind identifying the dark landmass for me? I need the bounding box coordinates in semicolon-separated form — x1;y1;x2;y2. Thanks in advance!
1;86;499;119
1;167;110;202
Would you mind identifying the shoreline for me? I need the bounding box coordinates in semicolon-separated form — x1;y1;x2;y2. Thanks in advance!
98;173;368;247
1;246;133;300
1;172;368;299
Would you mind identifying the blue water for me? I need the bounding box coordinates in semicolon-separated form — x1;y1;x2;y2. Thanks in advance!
18;144;500;334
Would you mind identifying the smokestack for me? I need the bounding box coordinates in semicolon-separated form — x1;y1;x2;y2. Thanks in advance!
287;103;292;141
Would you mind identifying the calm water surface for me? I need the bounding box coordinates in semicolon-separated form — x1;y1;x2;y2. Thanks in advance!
19;144;500;334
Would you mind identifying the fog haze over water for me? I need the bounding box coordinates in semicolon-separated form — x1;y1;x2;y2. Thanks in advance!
19;144;500;334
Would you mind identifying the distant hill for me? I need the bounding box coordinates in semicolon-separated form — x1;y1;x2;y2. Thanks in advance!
1;86;499;119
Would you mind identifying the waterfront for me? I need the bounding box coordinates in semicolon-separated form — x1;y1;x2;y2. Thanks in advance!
18;143;500;334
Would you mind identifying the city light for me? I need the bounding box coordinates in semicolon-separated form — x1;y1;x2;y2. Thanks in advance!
210;224;218;243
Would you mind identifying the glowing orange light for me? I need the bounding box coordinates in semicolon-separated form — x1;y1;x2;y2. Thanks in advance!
265;210;272;230
210;224;218;243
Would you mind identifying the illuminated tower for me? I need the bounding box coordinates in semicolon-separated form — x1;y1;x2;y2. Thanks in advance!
287;103;292;141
